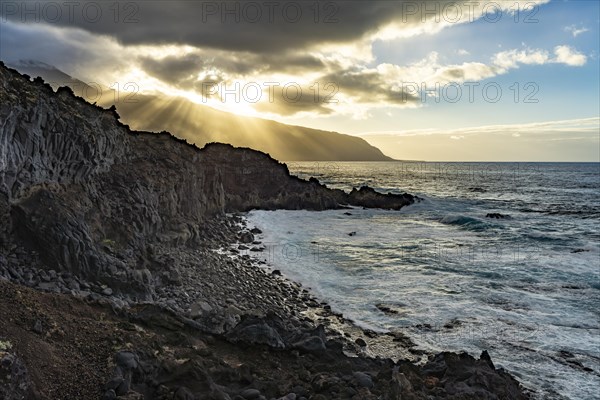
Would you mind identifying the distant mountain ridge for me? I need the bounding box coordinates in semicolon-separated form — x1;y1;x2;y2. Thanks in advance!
6;60;393;161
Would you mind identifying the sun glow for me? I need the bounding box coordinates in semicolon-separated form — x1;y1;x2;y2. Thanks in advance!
177;88;261;118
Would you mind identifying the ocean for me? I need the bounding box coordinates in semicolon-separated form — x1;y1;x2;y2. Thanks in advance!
246;162;600;400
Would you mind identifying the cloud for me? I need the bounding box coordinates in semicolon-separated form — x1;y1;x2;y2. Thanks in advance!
489;45;586;73
0;1;436;53
318;66;423;106
0;0;550;54
369;0;551;42
4;0;578;118
492;48;550;70
254;83;337;116
0;20;128;82
433;62;498;82
553;45;587;66
139;53;205;85
140;50;327;81
137;43;589;116
564;25;589;37
457;49;470;56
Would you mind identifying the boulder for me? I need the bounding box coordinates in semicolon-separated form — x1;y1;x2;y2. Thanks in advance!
352;371;374;388
292;336;326;353
485;213;511;219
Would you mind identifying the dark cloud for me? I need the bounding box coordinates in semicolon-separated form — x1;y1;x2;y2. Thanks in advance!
139;53;205;85
255;83;336;115
0;19;124;80
0;1;460;53
319;69;421;105
252;66;423;115
1;0;515;117
139;50;326;82
136;52;422;115
254;53;327;74
440;68;465;79
206;52;327;76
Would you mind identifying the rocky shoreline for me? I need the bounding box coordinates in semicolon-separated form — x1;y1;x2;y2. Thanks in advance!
1;213;528;399
0;61;529;399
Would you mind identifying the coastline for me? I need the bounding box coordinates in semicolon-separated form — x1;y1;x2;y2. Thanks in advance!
1;213;529;399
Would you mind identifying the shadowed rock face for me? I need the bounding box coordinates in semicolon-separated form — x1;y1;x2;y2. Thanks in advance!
200;142;416;212
0;62;414;297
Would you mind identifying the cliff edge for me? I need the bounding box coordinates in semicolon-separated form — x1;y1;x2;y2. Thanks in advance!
0;62;413;297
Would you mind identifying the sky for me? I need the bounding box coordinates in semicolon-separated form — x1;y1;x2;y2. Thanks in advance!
1;0;599;161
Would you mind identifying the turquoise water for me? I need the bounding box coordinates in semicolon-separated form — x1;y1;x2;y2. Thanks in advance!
248;162;600;400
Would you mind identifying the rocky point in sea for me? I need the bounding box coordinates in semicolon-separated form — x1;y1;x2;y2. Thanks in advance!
0;61;530;399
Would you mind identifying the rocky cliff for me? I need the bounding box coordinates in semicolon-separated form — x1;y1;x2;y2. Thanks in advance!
0;62;413;298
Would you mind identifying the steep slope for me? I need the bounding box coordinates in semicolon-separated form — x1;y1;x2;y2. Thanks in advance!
7;61;392;161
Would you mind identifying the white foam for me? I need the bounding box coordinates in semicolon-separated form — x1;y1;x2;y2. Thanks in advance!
247;205;600;400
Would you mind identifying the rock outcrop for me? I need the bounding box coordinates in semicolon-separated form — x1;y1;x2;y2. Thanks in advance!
0;62;414;299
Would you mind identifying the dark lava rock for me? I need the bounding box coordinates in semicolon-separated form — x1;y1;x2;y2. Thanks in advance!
105;375;125;393
174;386;195;400
115;351;138;370
571;248;590;253
352;371;374;388
376;303;399;315
36;282;57;292
486;213;511;219
240;388;261;399
102;389;117;400
363;329;378;338
292;336;326;353
443;318;462;330
277;394;297;400
239;232;255;244
32;320;43;334
227;322;285;349
348;186;416;210
0;352;35;400
422;351;527;399
189;308;240;335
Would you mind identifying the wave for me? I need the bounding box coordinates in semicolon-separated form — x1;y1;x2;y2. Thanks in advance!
517;207;600;219
439;215;490;231
523;232;568;242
